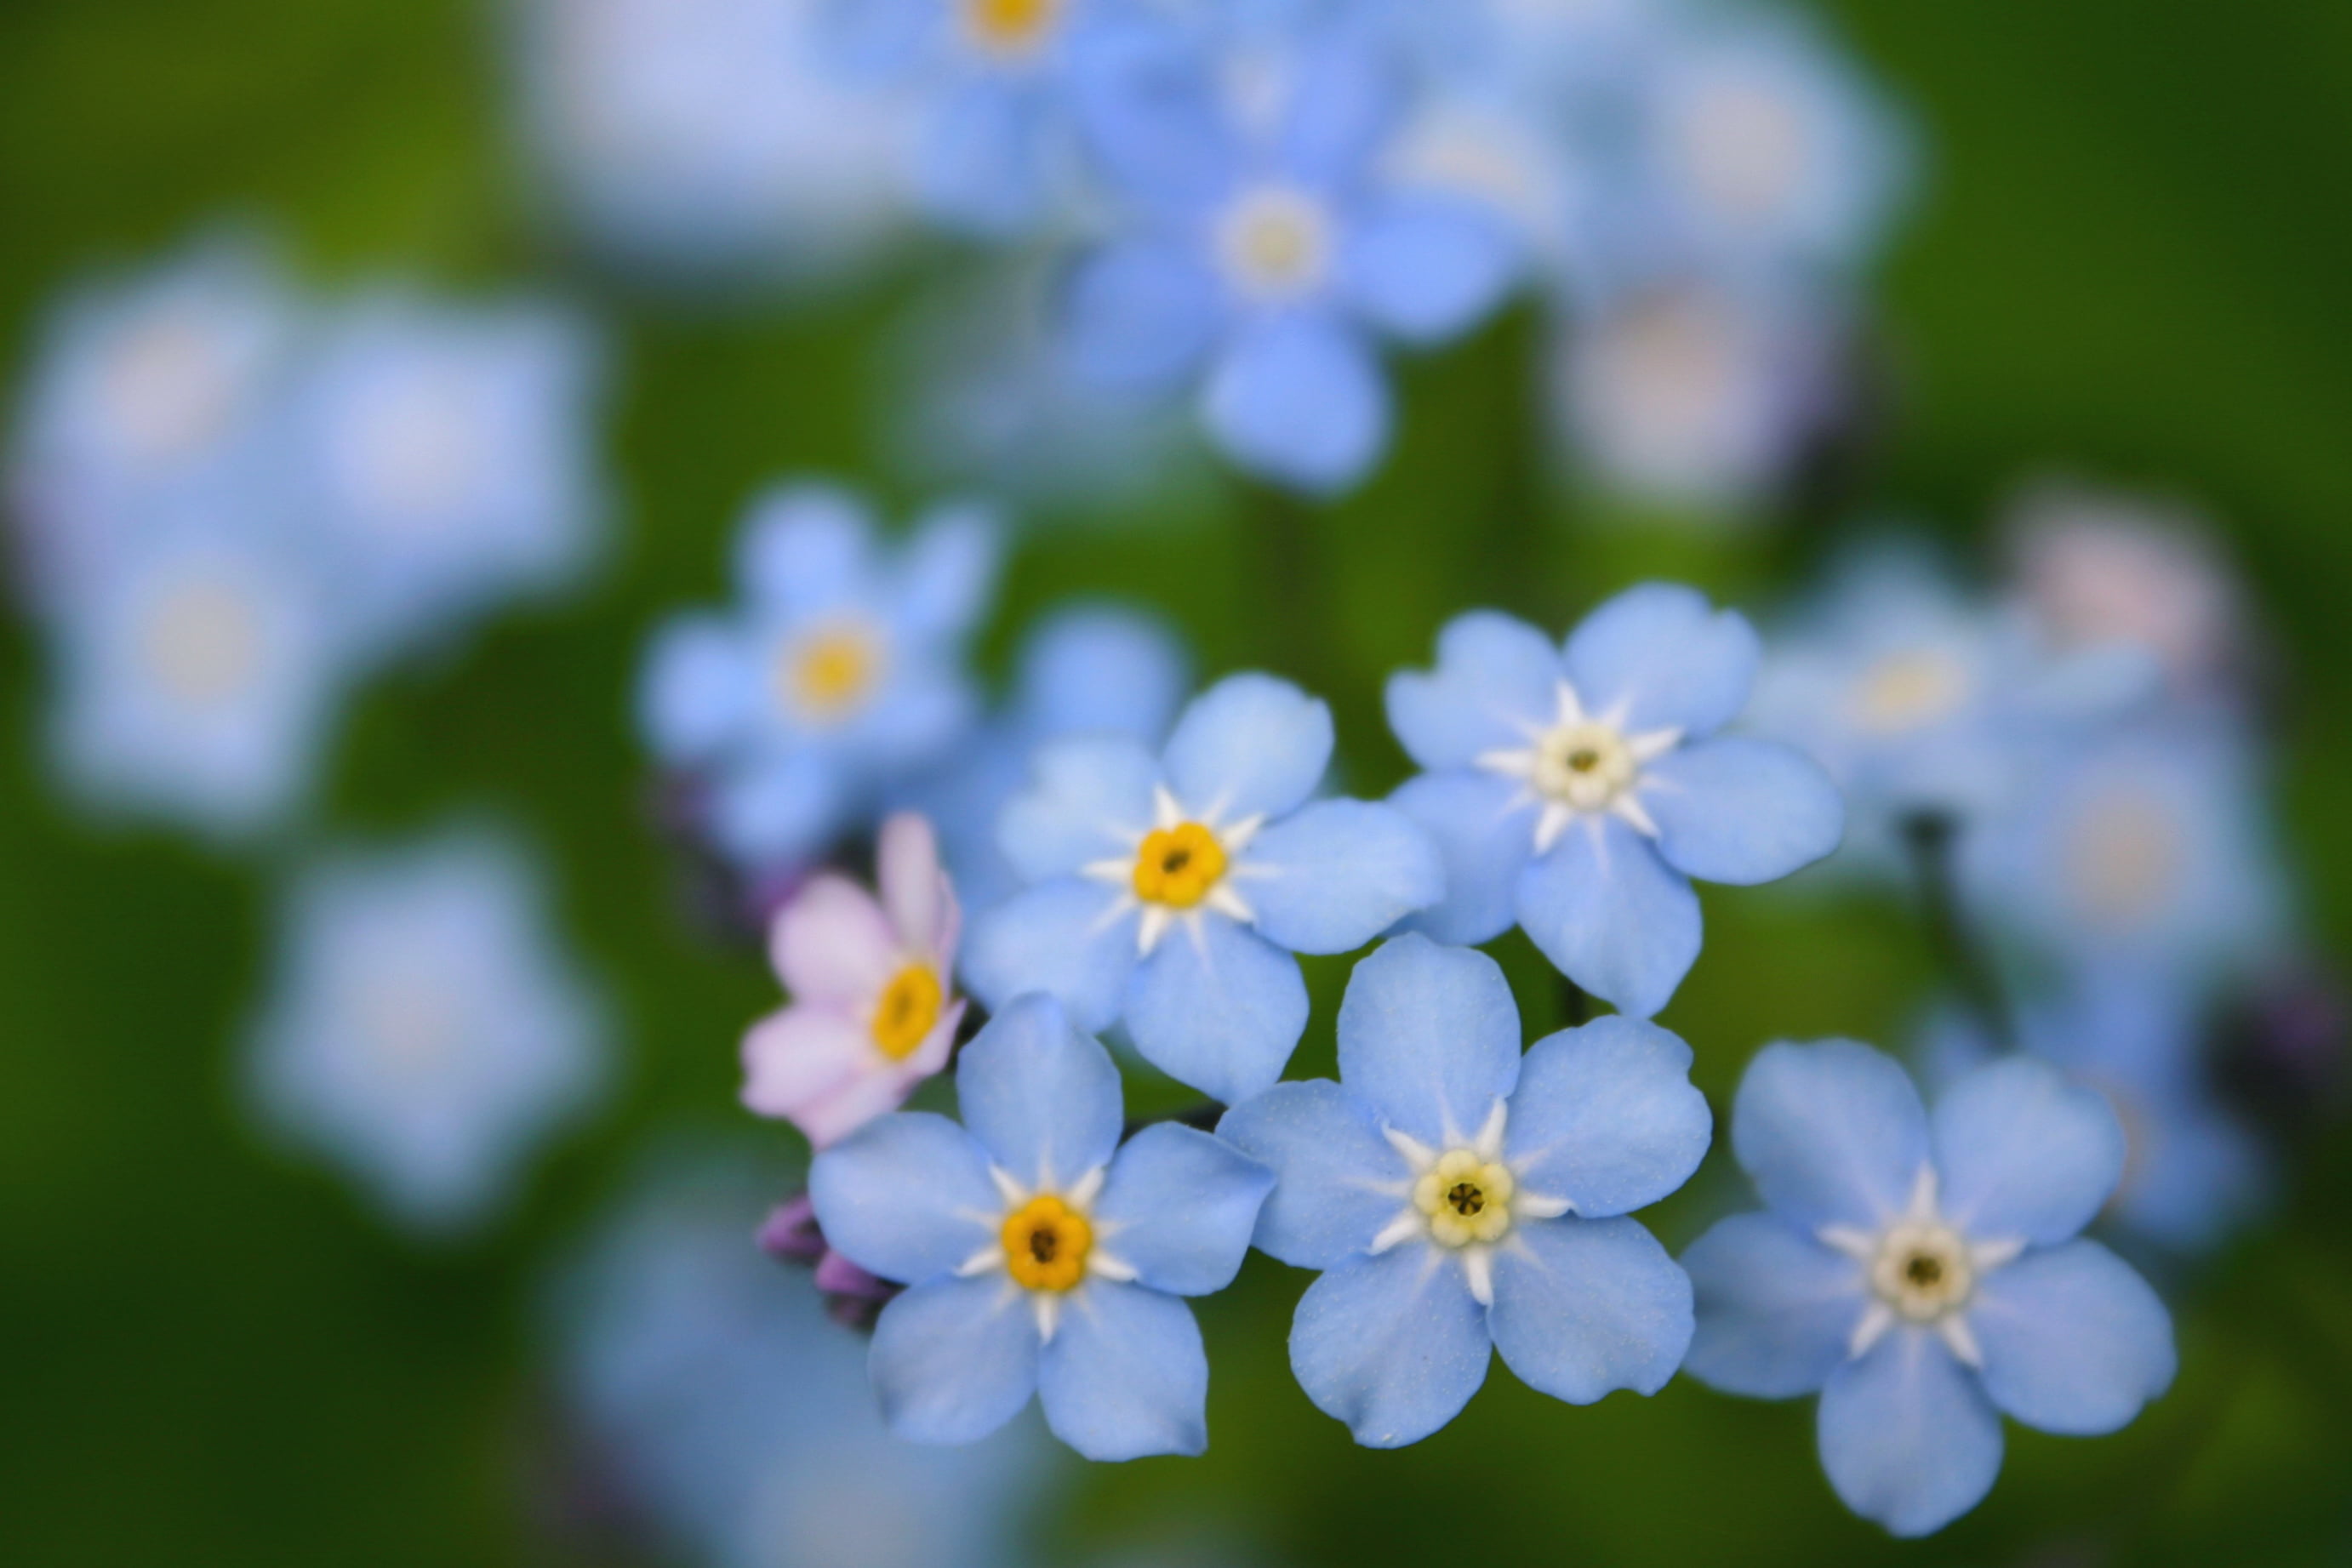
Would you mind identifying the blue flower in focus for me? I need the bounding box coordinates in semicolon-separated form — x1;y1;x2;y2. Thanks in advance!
810;995;1274;1460
638;482;1000;871
1682;1041;2176;1537
962;671;1442;1103
1059;22;1520;492
1220;936;1709;1446
1386;585;1843;1018
245;826;610;1233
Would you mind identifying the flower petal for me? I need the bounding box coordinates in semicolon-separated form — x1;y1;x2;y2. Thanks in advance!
916;77;1048;237
734;483;873;616
894;500;1002;641
961;879;1139;1035
1681;1212;1865;1398
637;614;750;764
1504;1016;1711;1217
808;1112;999;1284
1488;1216;1693;1404
1931;1055;2127;1246
1515;816;1701;1020
739;1006;872;1139
1013;603;1190;744
1203;312;1390;496
1162;672;1333;826
1388;771;1535;945
1970;1240;2175;1434
711;746;846;867
1562;582;1760;738
870;1275;1041;1445
1335;934;1522;1147
997;736;1163;884
1124;915;1310;1105
1059;240;1222;392
1289;1245;1491;1448
1341;192;1519;345
1240;798;1443;955
1217;1080;1403;1270
770;874;897;1004
1641;737;1844;887
1092;1124;1274;1296
876;812;956;960
1732;1040;1931;1231
1817;1330;2005;1538
956;994;1126;1191
1384;609;1563;772
1038;1280;1208;1461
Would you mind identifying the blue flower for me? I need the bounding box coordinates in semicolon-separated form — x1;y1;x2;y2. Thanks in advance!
809;995;1274;1460
1386;584;1844;1018
245;826;611;1233
1059;21;1520;493
1682;1040;2177;1537
637;481;1000;871
1219;935;1710;1446
962;671;1443;1103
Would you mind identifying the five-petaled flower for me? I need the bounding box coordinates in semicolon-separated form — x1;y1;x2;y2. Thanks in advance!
1219;935;1711;1447
1386;584;1844;1018
809;994;1274;1461
962;672;1443;1104
1681;1040;2176;1537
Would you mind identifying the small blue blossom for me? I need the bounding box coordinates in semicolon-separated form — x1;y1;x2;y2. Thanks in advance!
809;995;1275;1460
1220;935;1710;1446
245;826;610;1233
1682;1040;2177;1537
1386;584;1844;1019
637;481;1001;872
962;671;1443;1103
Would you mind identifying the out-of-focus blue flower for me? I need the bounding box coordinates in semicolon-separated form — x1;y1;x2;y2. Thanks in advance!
555;1151;1054;1568
1058;22;1520;493
246;826;610;1233
810;995;1274;1460
1682;1041;2175;1537
1386;585;1843;1018
638;482;1000;872
1221;935;1708;1446
963;671;1441;1103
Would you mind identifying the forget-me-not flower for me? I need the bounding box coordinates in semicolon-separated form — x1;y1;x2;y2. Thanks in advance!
810;995;1274;1460
1682;1040;2176;1537
1386;584;1844;1018
638;482;1000;872
1220;935;1710;1446
963;671;1442;1103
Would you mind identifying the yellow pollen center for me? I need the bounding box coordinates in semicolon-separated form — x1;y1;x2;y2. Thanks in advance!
964;0;1059;52
1413;1149;1516;1247
2065;790;2182;929
1852;651;1969;735
781;625;881;723
1218;188;1333;299
1533;721;1636;810
144;577;265;707
1001;1195;1092;1291
870;963;943;1061
1870;1221;1974;1322
1131;822;1227;909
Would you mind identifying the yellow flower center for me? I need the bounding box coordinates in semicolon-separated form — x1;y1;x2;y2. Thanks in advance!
1001;1194;1092;1292
962;0;1060;54
1870;1220;1974;1322
1531;721;1637;811
1413;1149;1516;1247
870;962;943;1061
1217;186;1333;300
143;576;265;708
1851;650;1970;736
779;623;882;724
2065;788;2182;930
1131;822;1228;909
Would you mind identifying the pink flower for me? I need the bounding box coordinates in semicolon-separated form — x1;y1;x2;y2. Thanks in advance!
739;813;965;1146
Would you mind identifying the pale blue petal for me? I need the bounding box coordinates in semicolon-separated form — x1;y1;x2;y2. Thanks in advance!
1289;1246;1490;1448
1335;934;1521;1146
1817;1330;2004;1538
1641;738;1845;887
997;736;1162;882
1488;1216;1693;1404
1733;1040;1931;1231
895;502;1002;641
1970;1240;2175;1435
1515;817;1700;1020
711;748;847;866
1162;672;1332;824
956;994;1126;1190
808;1112;1000;1285
1932;1056;2126;1246
1388;771;1534;944
637;615;750;764
1384;610;1562;772
1341;193;1518;345
1241;798;1443;955
1124;915;1309;1104
1562;583;1761;738
1059;241;1222;391
1203;312;1390;496
1504;1017;1711;1218
918;78;1048;237
1274;38;1396;187
1013;604;1190;743
1091;1124;1274;1296
870;1276;1041;1445
1218;1080;1405;1270
734;483;873;616
1038;1280;1207;1461
1681;1213;1864;1398
961;880;1139;1034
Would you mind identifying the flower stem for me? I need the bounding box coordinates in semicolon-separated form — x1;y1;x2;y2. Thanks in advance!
1899;810;2015;1051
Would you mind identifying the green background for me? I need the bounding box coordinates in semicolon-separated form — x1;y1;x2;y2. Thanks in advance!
2;1;2347;1563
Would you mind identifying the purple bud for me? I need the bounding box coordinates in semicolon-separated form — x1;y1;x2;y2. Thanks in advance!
756;1194;825;1264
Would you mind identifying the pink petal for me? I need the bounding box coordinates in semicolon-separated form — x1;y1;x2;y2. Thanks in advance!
768;875;896;1003
795;1063;925;1148
739;1006;871;1126
876;812;954;957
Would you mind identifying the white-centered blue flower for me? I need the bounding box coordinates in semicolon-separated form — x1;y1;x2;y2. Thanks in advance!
962;671;1443;1103
1682;1040;2177;1537
1220;935;1710;1447
1386;584;1844;1018
809;995;1275;1460
245;827;611;1233
637;481;1000;871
